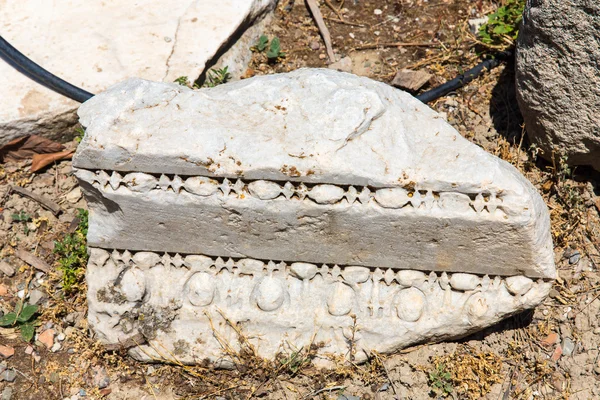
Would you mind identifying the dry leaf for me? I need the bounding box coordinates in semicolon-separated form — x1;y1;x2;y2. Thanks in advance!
0;135;64;162
31;149;75;172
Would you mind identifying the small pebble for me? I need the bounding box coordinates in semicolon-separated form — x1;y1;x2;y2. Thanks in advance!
51;342;61;353
318;54;326;60
0;345;14;359
38;328;55;349
0;261;15;278
2;369;16;382
57;333;66;341
164;37;172;42
562;338;575;356
25;346;34;355
92;366;110;389
1;386;12;400
541;332;559;347
374;8;383;15
28;289;45;305
309;41;320;50
569;251;581;264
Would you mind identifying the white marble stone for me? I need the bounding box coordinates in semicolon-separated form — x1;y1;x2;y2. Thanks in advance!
0;0;277;145
74;69;556;367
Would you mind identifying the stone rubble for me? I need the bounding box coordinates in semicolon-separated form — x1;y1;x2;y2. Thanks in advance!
74;68;555;366
38;328;55;349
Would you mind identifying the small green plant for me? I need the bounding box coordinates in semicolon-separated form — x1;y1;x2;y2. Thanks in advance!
266;37;285;61
11;211;31;223
478;0;525;46
54;208;88;294
204;66;231;88
256;34;269;51
11;211;32;234
429;363;453;397
0;302;40;342
278;347;311;375
75;126;86;143
252;35;285;62
174;76;190;86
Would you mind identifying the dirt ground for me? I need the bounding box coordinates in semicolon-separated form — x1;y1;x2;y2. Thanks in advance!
1;0;600;399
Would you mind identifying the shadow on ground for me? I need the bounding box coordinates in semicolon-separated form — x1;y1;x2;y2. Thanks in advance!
489;57;524;145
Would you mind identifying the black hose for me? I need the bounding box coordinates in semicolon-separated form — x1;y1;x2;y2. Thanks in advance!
416;50;512;104
0;35;94;103
0;34;509;106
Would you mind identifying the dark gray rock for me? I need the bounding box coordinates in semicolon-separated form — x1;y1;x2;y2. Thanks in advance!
516;0;600;170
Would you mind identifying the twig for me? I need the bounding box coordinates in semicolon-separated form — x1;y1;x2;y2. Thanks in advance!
145;375;158;400
305;0;336;62
303;385;346;399
15;249;51;273
323;0;344;21
323;16;365;27
352;42;439;51
13;368;34;382
9;185;61;216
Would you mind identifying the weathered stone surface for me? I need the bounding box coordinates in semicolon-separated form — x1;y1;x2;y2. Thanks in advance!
0;0;277;145
74;69;555;366
516;0;600;170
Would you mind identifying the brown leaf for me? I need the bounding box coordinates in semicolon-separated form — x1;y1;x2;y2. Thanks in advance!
0;135;64;162
31;149;75;172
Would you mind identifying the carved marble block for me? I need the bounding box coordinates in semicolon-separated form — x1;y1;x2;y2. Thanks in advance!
73;69;555;366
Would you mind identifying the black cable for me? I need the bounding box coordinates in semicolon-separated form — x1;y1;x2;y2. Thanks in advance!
0;35;94;103
0;33;509;106
416;50;512;104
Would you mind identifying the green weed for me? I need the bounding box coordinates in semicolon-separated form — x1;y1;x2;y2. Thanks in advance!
174;76;190;86
54;209;88;294
11;211;32;234
11;211;31;223
266;37;285;61
278;347;312;375
479;0;525;46
252;35;285;62
256;34;269;52
204;66;231;88
0;302;40;342
75;126;86;143
429;363;453;397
